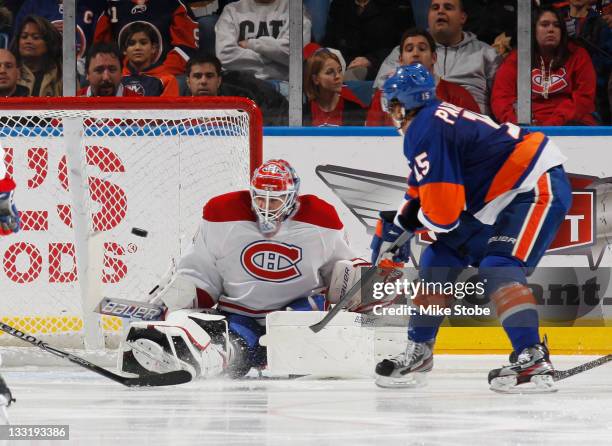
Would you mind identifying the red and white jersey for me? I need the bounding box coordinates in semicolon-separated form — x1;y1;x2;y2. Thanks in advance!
177;191;355;318
0;147;16;193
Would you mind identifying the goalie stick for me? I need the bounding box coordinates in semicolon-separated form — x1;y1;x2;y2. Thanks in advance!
309;230;413;333
553;354;612;381
0;321;191;387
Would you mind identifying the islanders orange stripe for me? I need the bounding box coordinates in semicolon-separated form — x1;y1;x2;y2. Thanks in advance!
491;284;536;317
513;173;552;261
375;218;383;237
485;132;545;203
419;182;465;227
406;185;419;199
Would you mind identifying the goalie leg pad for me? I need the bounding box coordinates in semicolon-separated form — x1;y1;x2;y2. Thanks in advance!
119;310;228;380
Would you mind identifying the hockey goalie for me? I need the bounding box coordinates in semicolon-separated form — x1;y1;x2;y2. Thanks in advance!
119;159;375;380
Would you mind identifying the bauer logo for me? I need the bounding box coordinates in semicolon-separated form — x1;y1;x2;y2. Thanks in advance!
241;241;302;282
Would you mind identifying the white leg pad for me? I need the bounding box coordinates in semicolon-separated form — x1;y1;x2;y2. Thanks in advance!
260;311;408;377
120;310;228;379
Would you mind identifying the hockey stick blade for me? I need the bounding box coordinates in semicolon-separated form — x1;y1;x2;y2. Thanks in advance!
96;296;165;321
309;230;413;333
553;354;612;382
0;321;191;387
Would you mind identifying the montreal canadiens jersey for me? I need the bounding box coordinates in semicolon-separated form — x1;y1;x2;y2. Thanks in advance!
0;146;16;194
399;100;567;232
177;191;355;318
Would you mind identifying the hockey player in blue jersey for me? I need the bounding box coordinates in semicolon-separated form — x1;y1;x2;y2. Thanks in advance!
370;64;571;393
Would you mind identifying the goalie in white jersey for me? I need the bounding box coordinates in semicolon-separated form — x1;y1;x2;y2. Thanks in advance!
120;159;361;379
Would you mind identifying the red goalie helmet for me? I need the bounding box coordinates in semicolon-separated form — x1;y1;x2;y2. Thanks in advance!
250;159;300;235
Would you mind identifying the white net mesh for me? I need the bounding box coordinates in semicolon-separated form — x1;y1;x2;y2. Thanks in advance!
0;105;257;349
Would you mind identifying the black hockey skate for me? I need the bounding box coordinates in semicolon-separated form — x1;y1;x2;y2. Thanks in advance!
0;375;15;425
0;376;14;407
488;340;556;394
375;340;434;388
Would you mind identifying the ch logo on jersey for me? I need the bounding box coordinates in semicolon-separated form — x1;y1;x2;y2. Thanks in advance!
241;241;302;282
532;68;568;96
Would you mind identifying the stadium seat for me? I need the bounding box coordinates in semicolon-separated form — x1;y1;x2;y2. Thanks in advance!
411;0;431;29
198;14;220;55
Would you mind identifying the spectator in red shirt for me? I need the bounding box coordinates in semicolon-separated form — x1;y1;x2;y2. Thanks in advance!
303;48;366;126
366;28;480;126
491;6;597;125
120;22;179;96
79;42;138;97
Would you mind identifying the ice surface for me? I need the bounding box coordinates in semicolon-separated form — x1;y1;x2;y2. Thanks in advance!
2;355;611;446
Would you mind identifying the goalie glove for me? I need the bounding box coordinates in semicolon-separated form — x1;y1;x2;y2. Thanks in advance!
395;198;422;233
0;190;19;235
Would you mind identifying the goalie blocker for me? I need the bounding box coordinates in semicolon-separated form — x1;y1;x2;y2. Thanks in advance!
326;259;405;312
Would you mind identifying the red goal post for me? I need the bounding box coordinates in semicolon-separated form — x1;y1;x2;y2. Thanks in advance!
0;96;263;350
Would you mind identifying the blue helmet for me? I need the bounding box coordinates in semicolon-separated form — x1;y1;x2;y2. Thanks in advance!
382;64;436;112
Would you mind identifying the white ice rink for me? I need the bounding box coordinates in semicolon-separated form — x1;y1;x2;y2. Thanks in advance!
2;355;611;446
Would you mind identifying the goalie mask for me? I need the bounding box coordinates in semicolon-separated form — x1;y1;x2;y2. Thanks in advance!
250;159;300;236
382;63;436;135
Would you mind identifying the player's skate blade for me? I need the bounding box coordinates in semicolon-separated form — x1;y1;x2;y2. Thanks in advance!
490;374;557;394
375;372;428;389
129;339;181;374
489;340;557;394
374;340;433;389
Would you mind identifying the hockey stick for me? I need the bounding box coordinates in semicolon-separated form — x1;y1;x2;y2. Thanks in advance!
0;321;191;387
309;230;413;333
95;296;166;321
553;354;612;381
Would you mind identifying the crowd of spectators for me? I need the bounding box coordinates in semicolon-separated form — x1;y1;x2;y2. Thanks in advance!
0;0;609;126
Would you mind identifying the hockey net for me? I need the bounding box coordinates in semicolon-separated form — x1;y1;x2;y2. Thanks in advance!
0;97;262;354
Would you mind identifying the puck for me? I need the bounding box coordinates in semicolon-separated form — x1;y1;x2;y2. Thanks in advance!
131;227;148;238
